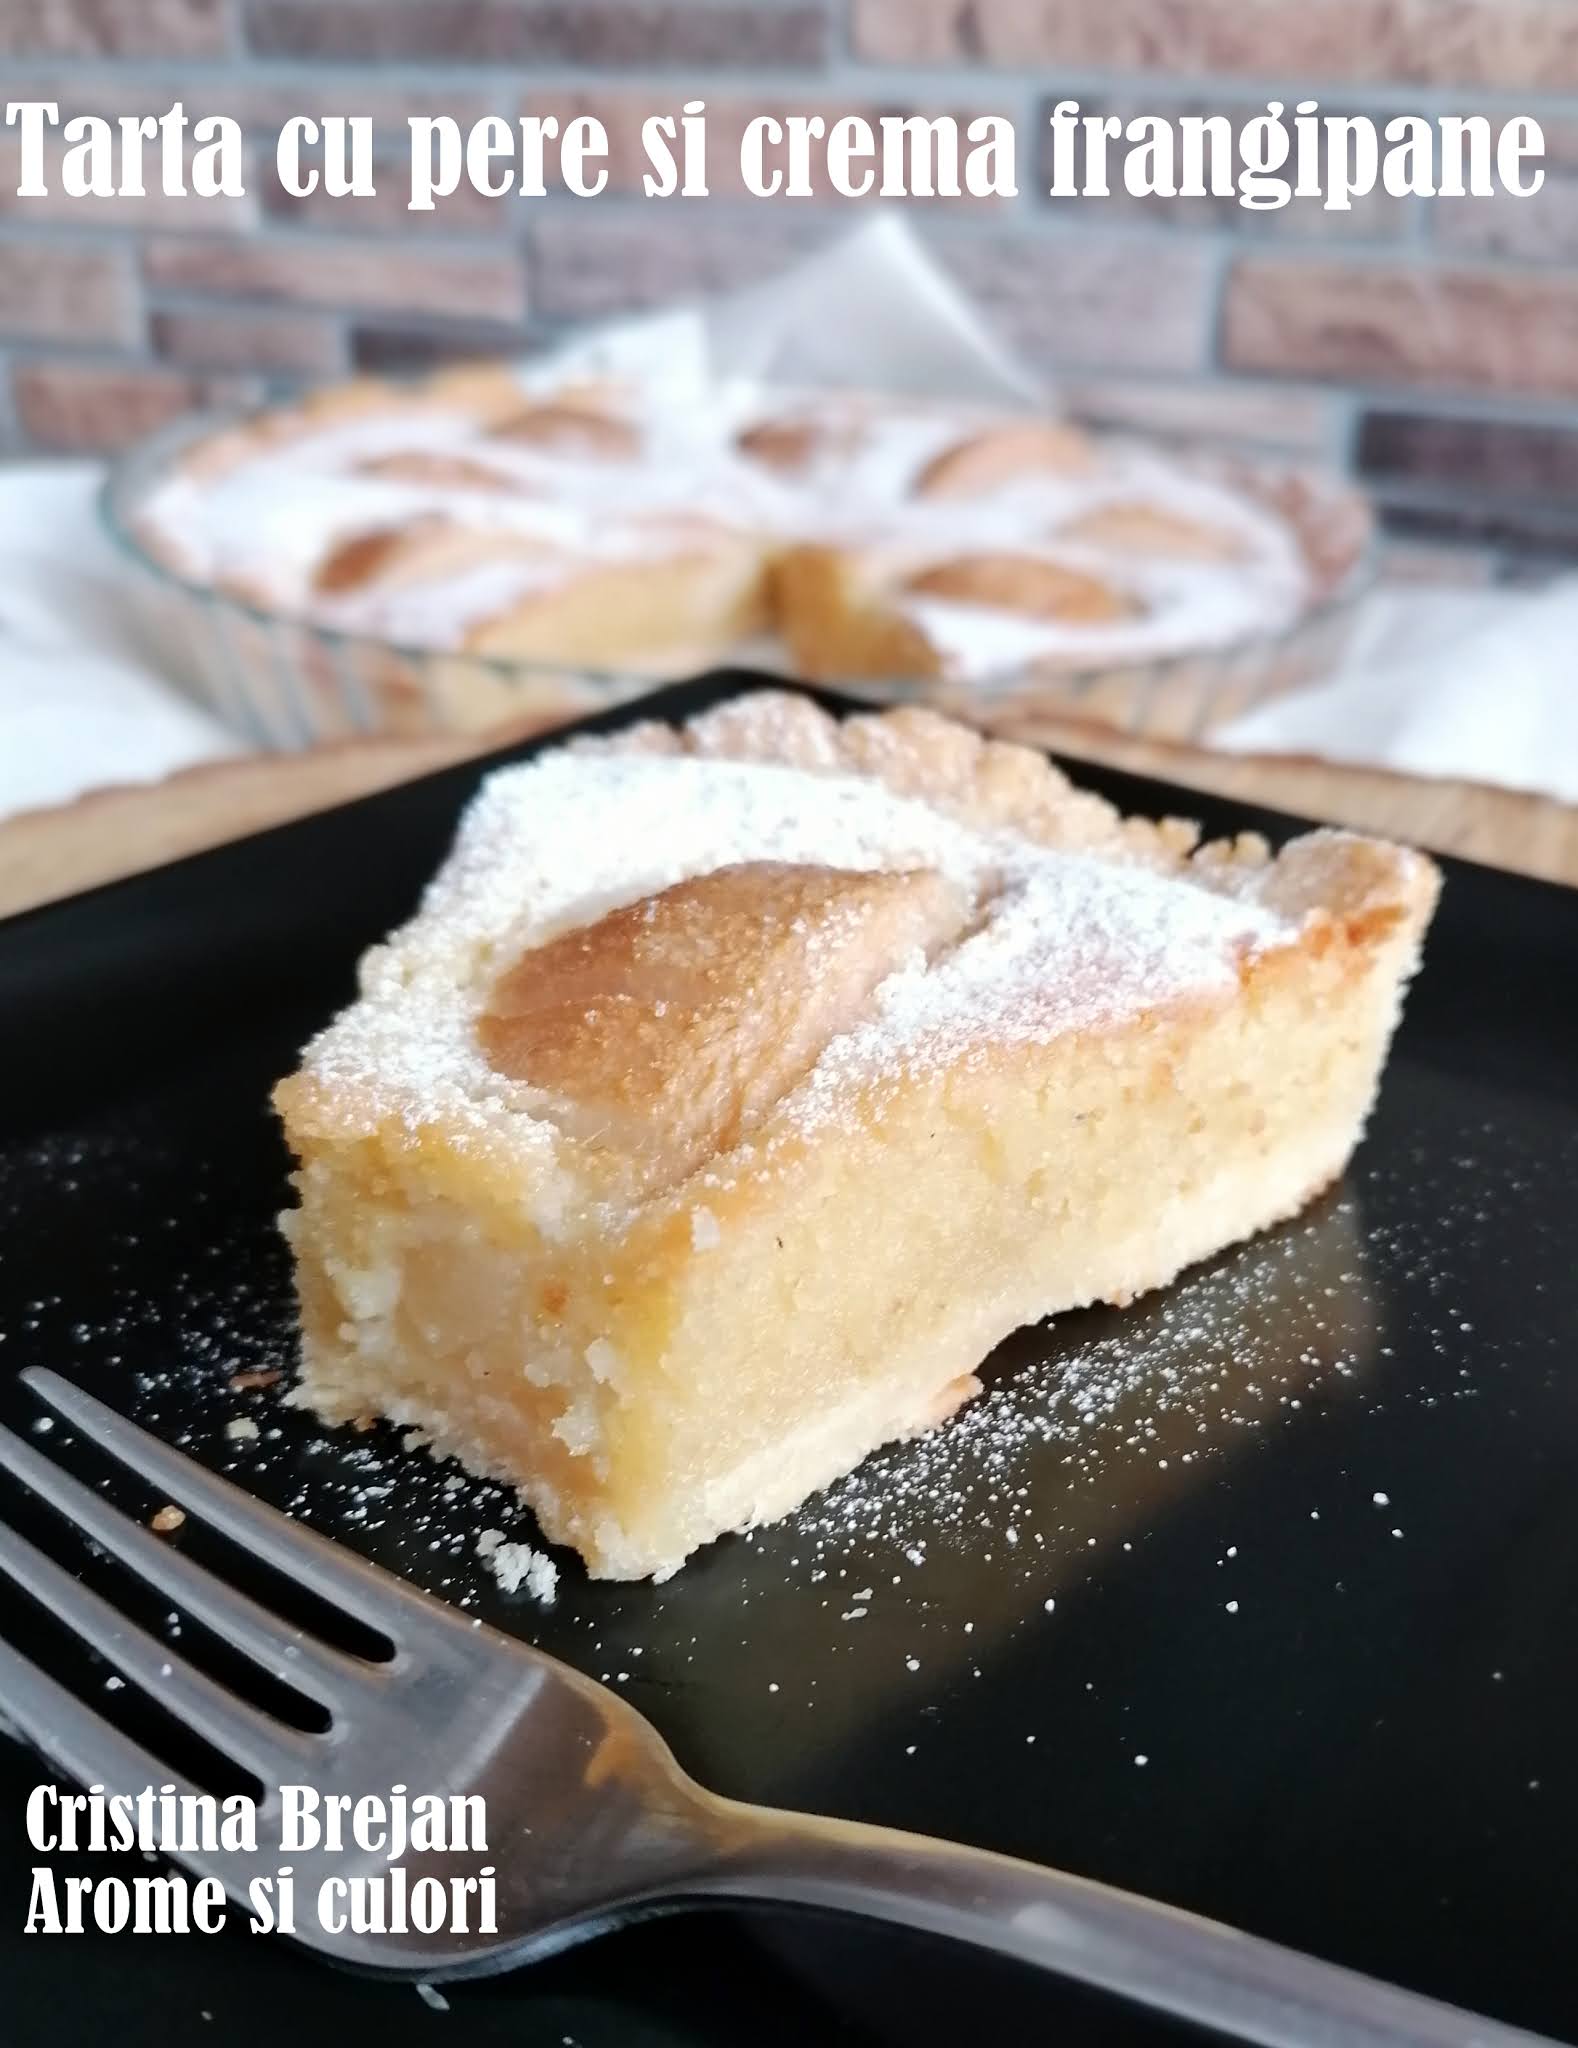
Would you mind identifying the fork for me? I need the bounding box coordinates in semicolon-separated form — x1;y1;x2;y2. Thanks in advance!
0;1367;1554;2048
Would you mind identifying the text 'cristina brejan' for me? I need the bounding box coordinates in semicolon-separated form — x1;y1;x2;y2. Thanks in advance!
22;1782;496;1937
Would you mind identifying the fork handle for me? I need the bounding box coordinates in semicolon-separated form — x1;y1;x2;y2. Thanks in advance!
693;1804;1552;2048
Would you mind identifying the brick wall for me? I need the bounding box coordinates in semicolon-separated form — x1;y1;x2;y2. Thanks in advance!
4;0;1578;570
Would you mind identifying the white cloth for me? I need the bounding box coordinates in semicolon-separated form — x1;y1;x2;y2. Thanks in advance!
0;463;235;823
1215;581;1578;806
0;220;1572;827
543;216;1042;405
704;216;1043;402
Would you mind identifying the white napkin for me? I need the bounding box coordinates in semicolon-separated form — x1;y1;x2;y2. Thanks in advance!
546;216;1043;405
0;463;236;824
1215;581;1578;805
704;215;1044;401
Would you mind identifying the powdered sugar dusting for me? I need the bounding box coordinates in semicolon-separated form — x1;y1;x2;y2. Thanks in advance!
137;368;1308;671
477;1529;558;1602
798;850;1279;1118
297;746;1291;1176
787;1194;1375;1564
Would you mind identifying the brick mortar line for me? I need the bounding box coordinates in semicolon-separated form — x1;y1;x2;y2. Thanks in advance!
0;204;1555;273
0;182;1487;262
1059;363;1578;433
176;207;535;246
5;343;233;383
0;352;19;446
1400;190;1432;249
1334;392;1367;472
10;60;1578;113
140;286;522;343
834;62;1578;115
516;190;1564;273
1370;479;1578;527
0;217;156;249
1201;233;1237;379
1212;231;1578;276
1372;464;1578;501
142;284;358;324
0;199;1555;287
1035;204;1424;254
0;216;531;254
1315;389;1363;470
1;340;176;380
1347;386;1578;425
6;350;1571;425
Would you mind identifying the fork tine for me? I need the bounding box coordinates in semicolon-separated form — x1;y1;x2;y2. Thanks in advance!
0;1518;320;1783
23;1369;446;1645
0;1633;269;1913
0;1421;365;1705
0;1626;208;1807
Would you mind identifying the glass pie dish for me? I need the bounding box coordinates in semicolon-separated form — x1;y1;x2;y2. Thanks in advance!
99;397;1376;753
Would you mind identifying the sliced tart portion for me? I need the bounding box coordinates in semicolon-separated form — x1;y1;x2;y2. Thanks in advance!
773;491;1300;685
306;513;773;670
275;690;1438;1579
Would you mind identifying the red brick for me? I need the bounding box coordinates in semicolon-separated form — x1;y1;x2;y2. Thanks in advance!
1527;115;1578;170
1434;176;1578;265
855;0;1578;91
231;83;496;136
0;239;137;343
151;304;345;377
524;89;1011;204
1035;95;1409;242
350;319;531;374
1061;375;1338;454
1;73;495;140
244;0;827;66
1223;259;1578;399
11;360;256;451
0;139;256;231
259;160;515;233
143;235;527;321
527;212;823;322
1358;408;1578;498
940;234;1216;377
1379;496;1578;561
0;0;225;57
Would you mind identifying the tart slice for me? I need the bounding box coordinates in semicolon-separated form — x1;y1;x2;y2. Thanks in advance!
772;537;1143;683
274;691;1438;1580
309;514;773;669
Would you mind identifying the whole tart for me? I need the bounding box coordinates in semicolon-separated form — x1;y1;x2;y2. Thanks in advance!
134;367;1328;695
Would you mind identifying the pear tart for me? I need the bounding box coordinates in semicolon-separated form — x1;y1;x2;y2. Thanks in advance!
274;692;1437;1578
137;364;1318;695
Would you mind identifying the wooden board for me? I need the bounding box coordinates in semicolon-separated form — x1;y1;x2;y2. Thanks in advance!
996;707;1578;890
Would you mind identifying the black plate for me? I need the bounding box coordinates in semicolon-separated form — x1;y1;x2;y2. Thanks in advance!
1;674;1575;2048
